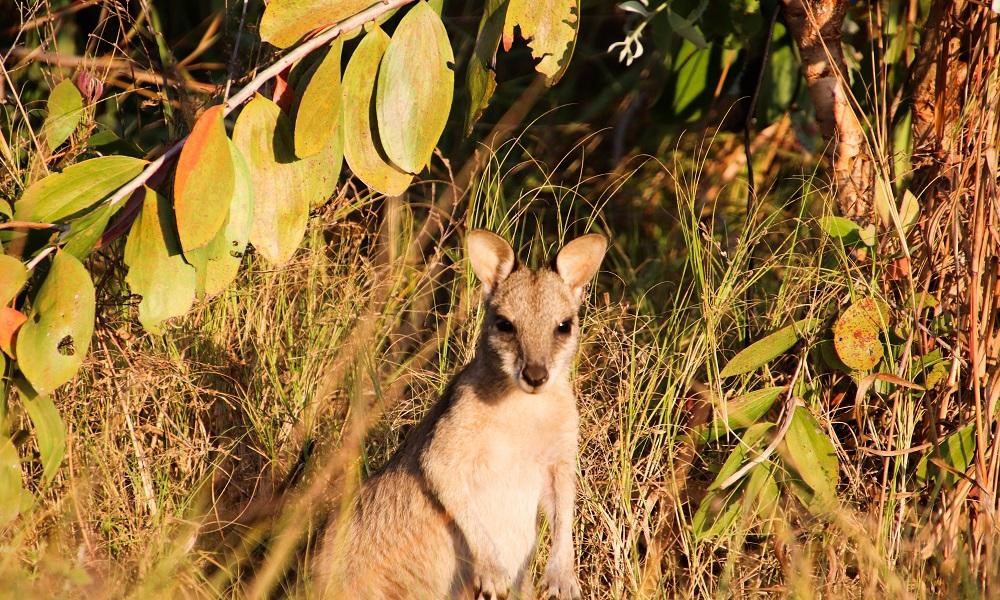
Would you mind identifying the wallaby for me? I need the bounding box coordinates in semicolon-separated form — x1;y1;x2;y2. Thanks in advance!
316;230;607;599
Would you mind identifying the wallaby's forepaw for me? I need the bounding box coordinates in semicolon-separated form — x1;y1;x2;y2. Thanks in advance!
543;569;581;600
474;564;511;600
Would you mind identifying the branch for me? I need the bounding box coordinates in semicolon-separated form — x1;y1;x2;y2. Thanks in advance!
7;46;216;93
100;0;417;214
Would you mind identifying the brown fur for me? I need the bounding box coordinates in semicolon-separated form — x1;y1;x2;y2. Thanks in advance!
316;231;607;599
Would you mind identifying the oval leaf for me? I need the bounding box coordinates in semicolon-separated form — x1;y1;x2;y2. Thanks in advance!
720;318;820;378
233;95;310;266
376;1;454;173
0;307;26;358
14;155;147;223
295;41;343;158
466;0;508;131
174;105;235;252
260;0;372;49
186;141;254;297
16;251;95;395
124;187;197;333
342;27;413;196
916;423;975;487
833;298;887;371
0;434;25;526
700;386;784;443
819;215;860;240
42;79;85;150
779;408;839;511
0;255;28;306
503;0;579;84
20;388;65;485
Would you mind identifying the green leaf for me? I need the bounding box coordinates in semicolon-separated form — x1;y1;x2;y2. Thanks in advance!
342;27;413;196
174;105;235;252
19;387;65;485
376;1;454;174
665;9;707;49
503;0;579;84
0;255;27;306
916;423;975;488
260;0;372;49
299;115;343;208
694;422;774;539
295;41;343;159
819;215;861;239
0;434;26;526
700;386;784;443
14;156;146;223
16;251;95;395
833;298;887;371
755;24;796;124
719;318;820;377
62;201;126;259
124;187;196;332
671;38;710;121
42;79;84;150
233;95;310;266
779;408;839;511
186;141;254;297
899;189;919;232
466;0;508;132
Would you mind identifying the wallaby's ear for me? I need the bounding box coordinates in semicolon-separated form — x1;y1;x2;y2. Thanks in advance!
467;230;516;294
556;233;607;300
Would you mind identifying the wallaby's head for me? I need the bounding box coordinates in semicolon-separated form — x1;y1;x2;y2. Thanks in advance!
467;230;607;394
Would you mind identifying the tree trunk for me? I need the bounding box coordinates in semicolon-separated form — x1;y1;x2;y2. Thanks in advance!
782;0;874;226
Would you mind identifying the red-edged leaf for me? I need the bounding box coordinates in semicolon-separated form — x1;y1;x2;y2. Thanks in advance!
173;105;235;252
0;307;26;358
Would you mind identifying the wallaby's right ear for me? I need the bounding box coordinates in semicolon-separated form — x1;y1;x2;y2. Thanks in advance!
467;230;516;295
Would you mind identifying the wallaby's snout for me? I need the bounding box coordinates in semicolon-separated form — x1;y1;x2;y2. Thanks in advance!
521;362;549;389
468;230;608;395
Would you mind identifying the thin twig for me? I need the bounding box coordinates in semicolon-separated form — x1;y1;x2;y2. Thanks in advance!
7;46;217;93
223;0;250;101
0;221;60;230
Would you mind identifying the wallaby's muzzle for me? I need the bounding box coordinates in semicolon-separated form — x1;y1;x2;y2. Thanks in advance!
520;363;549;390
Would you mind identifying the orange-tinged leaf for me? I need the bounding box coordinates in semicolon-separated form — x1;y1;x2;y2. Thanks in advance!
273;66;296;113
174;105;235;252
342;27;412;195
0;307;26;358
295;41;343;158
376;1;454;173
503;0;579;84
260;0;372;49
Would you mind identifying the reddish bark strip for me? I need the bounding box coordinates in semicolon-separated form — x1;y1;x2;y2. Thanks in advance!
782;0;874;226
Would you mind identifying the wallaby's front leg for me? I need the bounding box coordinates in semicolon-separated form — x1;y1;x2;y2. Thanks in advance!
542;458;581;599
423;458;511;598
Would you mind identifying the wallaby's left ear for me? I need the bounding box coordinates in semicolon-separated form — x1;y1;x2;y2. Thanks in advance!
556;233;607;300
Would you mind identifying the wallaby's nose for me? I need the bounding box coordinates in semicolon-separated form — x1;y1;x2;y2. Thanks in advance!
521;363;549;388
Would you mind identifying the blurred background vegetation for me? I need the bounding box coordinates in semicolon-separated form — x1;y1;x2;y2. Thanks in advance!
1;0;998;597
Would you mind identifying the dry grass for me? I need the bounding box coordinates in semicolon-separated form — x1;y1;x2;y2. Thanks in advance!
2;1;999;599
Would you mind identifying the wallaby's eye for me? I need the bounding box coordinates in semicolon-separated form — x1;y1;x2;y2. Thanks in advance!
496;318;515;333
556;320;572;335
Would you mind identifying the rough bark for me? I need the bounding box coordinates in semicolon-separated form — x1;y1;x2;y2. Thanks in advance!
782;0;874;226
